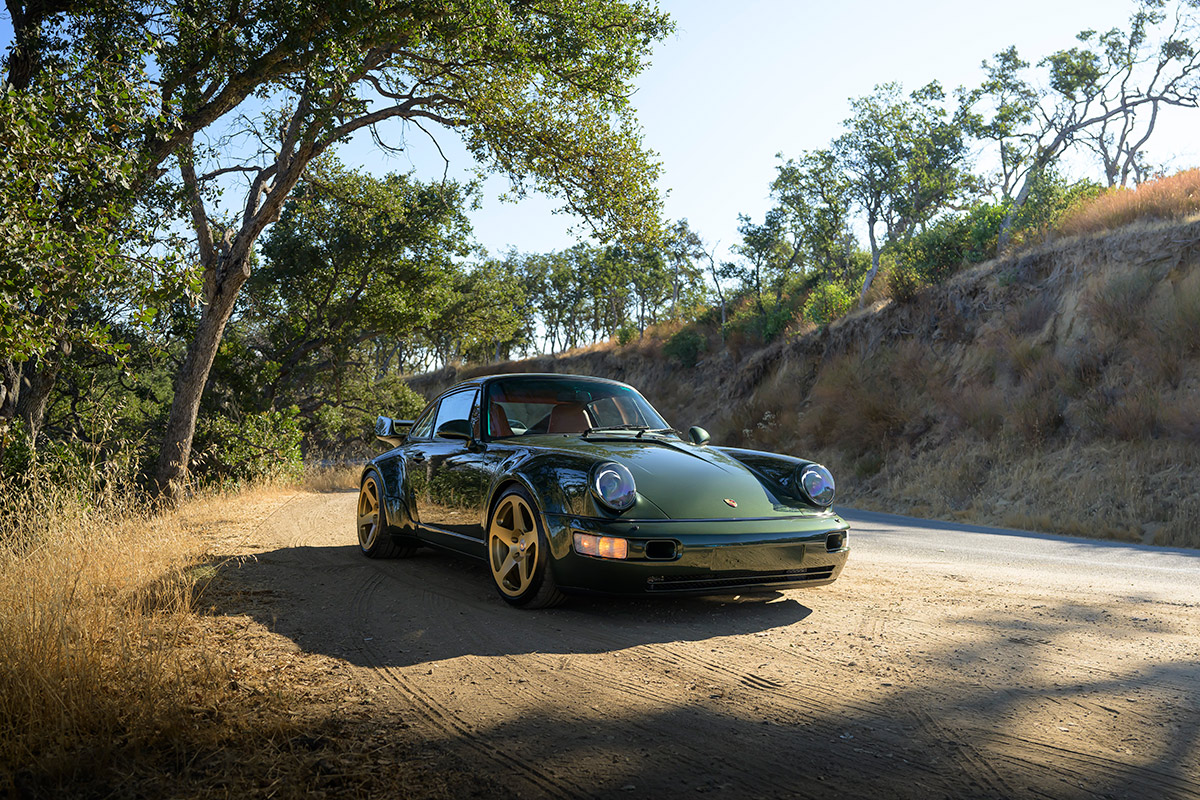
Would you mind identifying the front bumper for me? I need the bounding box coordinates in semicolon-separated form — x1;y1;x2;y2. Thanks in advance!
543;512;850;596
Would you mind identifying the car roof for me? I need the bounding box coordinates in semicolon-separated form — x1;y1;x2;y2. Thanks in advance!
439;373;633;396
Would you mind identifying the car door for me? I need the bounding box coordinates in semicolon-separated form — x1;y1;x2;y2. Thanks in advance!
413;388;493;556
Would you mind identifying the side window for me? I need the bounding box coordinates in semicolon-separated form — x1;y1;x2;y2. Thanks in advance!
433;389;478;438
409;402;439;440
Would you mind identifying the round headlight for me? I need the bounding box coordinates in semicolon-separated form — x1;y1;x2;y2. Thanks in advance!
797;463;835;507
591;462;637;512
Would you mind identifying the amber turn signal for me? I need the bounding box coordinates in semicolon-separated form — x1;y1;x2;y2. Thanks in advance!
573;532;629;559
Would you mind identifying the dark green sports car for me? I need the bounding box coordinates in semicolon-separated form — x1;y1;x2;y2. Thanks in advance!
358;373;849;608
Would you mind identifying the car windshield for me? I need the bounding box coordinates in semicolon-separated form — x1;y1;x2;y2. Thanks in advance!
485;377;671;438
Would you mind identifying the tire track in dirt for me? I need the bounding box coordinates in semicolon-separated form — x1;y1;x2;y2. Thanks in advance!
319;537;858;797
345;569;583;800
989;731;1200;798
317;541;1061;796
340;557;815;796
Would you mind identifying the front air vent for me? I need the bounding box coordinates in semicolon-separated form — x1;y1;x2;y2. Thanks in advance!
826;533;846;552
643;540;678;560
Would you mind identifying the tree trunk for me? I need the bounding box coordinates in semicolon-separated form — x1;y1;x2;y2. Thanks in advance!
0;358;22;462
857;218;882;308
14;351;61;442
997;167;1038;252
154;265;246;497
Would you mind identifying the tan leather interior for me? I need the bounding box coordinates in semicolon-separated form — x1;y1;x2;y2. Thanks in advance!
490;403;514;437
547;403;590;433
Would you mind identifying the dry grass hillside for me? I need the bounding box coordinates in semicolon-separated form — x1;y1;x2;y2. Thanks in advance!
409;215;1200;549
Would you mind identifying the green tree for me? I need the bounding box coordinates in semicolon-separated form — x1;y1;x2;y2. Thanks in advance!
244;162;478;405
771;149;856;285
834;82;970;305
733;210;792;312
662;219;708;318
0;10;183;447
147;0;672;493
961;1;1200;247
3;1;673;493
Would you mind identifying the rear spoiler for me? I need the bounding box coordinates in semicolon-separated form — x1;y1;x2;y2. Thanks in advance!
375;416;414;447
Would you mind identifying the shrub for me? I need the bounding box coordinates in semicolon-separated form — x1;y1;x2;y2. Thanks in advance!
722;296;797;344
803;282;854;326
617;322;638;346
1010;170;1105;243
662;327;706;368
883;202;1007;303
193;406;304;484
885;259;923;304
305;376;426;459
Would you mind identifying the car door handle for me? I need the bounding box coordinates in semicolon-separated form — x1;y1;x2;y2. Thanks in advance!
411;453;426;463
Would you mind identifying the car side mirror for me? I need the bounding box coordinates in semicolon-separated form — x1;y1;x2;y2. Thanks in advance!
688;426;710;446
375;415;413;446
436;418;473;440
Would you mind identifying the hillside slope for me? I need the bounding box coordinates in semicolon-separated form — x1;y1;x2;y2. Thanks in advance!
409;218;1200;548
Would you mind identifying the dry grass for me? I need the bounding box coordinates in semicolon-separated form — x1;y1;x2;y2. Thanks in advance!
1084;271;1157;339
0;470;515;797
301;462;361;492
0;478;291;795
1056;169;1200;237
792;343;931;456
829;437;1200;547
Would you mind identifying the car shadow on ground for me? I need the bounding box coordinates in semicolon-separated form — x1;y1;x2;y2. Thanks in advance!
203;542;814;671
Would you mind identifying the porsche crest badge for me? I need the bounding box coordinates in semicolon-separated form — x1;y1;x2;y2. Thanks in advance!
723;498;738;508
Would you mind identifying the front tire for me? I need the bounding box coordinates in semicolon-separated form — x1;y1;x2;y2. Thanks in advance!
358;470;419;559
487;486;565;609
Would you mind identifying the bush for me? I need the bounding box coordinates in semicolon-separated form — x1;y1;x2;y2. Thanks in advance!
723;296;797;344
616;322;638;346
1010;170;1104;243
887;202;1007;299
662;327;706;368
193;406;304;484
884;258;923;304
305;376;426;459
803;282;854;326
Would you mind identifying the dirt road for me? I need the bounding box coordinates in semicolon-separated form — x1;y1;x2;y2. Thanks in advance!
210;490;1200;799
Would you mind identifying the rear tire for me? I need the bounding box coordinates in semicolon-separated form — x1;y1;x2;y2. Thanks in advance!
358;470;419;559
487;486;566;609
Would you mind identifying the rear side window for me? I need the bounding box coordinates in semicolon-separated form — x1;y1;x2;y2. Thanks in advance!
432;389;478;438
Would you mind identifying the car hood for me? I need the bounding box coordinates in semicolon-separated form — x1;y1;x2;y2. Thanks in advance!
518;434;808;519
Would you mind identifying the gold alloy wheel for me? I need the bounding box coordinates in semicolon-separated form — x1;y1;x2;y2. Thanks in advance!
488;493;540;597
358;476;382;551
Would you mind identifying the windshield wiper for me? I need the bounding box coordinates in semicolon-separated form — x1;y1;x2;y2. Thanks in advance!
583;425;682;439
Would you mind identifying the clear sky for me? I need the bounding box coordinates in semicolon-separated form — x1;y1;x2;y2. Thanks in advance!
361;0;1200;260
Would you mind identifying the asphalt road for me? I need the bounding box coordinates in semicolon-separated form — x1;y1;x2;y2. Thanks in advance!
841;507;1200;602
